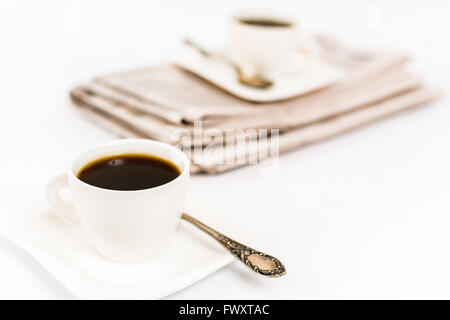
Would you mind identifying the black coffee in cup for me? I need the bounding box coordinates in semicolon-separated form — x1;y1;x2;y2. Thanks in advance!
77;154;180;191
238;18;292;28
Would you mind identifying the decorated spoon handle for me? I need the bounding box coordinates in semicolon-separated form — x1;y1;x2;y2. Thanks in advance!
181;213;286;277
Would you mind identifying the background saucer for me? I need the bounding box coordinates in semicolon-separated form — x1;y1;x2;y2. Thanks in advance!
175;44;345;102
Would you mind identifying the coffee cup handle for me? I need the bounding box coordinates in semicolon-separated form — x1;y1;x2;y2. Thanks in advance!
46;174;80;225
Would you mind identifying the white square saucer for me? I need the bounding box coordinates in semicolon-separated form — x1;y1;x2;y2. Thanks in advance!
0;201;261;299
174;44;345;102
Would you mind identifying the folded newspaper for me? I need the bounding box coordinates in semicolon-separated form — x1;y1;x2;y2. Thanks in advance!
70;36;439;174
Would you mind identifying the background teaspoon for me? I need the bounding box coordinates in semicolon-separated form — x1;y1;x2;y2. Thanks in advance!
182;38;274;89
181;213;286;277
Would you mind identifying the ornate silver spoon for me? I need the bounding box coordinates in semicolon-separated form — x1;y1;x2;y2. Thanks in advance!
181;213;286;277
183;38;274;89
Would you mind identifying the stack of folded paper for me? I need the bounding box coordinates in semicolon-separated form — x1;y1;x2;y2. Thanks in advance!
70;36;439;174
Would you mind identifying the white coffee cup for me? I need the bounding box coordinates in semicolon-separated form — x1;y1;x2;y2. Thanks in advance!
228;10;320;76
46;139;190;263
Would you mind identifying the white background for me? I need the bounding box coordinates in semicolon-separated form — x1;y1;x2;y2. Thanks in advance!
0;0;449;299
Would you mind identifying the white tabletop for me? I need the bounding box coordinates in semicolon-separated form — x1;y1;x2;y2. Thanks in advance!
0;0;449;299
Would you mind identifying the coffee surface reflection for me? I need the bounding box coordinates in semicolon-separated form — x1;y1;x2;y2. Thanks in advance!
78;154;180;191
